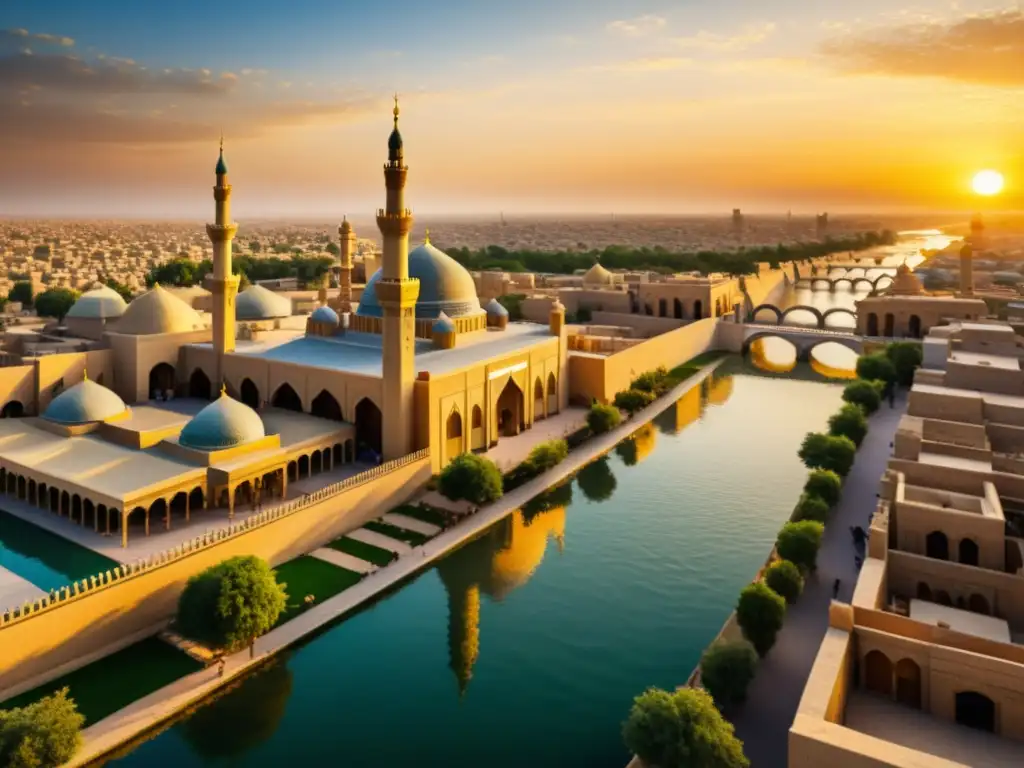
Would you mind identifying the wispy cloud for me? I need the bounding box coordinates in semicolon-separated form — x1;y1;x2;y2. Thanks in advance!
673;22;776;52
580;57;694;74
0;28;75;48
606;15;667;38
821;10;1024;86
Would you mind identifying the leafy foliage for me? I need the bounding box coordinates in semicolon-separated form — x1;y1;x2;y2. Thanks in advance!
842;379;882;415
794;493;830;523
798;432;857;476
764;560;804;604
495;293;525;321
855;353;896;385
699;640;759;709
776;521;825;572
34;288;80;321
586;402;621;435
613;389;657;414
736;581;787;657
828;403;869;447
631;367;671;395
525;439;569;473
803;470;842;508
177;556;287;651
885;342;923;387
0;688;84;768
622;687;750;768
438;453;503;504
104;279;135;302
9;282;33;307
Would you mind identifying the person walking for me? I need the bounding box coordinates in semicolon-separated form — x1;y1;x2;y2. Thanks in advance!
217;657;226;678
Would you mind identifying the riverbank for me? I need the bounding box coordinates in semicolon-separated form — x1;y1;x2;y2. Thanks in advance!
66;359;728;767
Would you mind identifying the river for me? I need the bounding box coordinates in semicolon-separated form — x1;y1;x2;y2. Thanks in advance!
106;362;844;768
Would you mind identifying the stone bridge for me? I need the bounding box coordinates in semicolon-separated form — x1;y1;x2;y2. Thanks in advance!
741;324;864;361
750;304;858;330
796;274;894;292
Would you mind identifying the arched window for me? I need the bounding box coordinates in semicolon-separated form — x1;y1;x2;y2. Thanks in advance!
547;373;558;416
534;378;545;420
864;650;893;697
925;531;949;560
311;390;343;421
866;313;879;336
693;300;703;319
658;298;667;317
189;369;212;400
673;298;683;319
355;398;383;457
955;691;995;732
909;314;922;339
149;363;176;399
895;659;921;709
446;410;463;440
916;582;932;601
968;593;990;615
240;378;260;410
0;401;24;418
496;378;524;438
271;383;303;412
958;538;979;567
884;313;895;337
472;406;482;429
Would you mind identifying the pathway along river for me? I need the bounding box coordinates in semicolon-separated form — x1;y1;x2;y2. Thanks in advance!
106;361;843;768
750;230;955;378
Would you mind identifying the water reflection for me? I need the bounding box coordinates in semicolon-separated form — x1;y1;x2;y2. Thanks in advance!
809;343;858;380
576;456;617;503
747;337;856;379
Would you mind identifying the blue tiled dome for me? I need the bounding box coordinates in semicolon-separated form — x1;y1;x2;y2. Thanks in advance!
179;393;266;451
310;305;339;326
44;379;127;424
433;312;456;333
357;240;482;320
484;298;509;318
236;285;292;320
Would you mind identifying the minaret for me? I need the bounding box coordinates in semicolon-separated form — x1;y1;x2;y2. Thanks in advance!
376;95;419;459
206;137;240;387
960;243;974;297
337;217;356;313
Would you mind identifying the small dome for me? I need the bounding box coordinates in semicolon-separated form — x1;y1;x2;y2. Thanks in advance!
236;284;292;320
890;264;925;296
583;263;614;286
215;148;228;175
179;392;266;451
311;305;339;326
551;298;565;312
433;312;456;333
44;378;127;425
116;284;205;335
485;298;509;318
340;218;352;234
66;285;128;320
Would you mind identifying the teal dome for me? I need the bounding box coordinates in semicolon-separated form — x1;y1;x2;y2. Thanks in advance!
179;393;266;451
433;312;456;333
311;305;339;325
236;284;292;320
484;298;509;318
357;240;483;320
44;379;127;425
215;148;227;175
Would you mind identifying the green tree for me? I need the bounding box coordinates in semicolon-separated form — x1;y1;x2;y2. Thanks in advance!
776;521;825;572
9;282;33;308
736;581;786;656
613;389;656;414
525;439;568;473
828;403;868;447
33;288;80;322
146;257;201;287
438;453;503;504
804;470;842;508
842;379;881;415
577;456;617;502
177;556;287;651
586;402;621;435
764;560;804;604
104;279;134;302
325;241;340;256
794;493;830;523
798;432;857;476
249;240;262;253
886;341;923;387
0;688;84;768
622;687;749;768
699;640;759;710
496;293;525;321
855;353;896;386
630;367;670;395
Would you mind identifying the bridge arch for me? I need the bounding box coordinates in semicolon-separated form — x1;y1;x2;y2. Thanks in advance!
822;307;857;328
810;278;833;290
779;305;824;328
804;336;863;358
742;327;864;362
750;304;782;323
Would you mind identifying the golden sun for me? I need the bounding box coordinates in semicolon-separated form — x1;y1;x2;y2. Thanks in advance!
972;169;1004;196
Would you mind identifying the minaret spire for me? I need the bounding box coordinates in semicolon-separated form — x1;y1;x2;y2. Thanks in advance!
206;136;240;385
337;215;355;313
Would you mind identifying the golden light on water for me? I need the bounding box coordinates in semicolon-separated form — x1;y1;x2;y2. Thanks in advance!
972;170;1004;197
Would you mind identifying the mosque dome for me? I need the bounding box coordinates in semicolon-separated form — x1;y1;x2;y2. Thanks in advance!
236;284;292;320
486;508;566;600
484;298;509;318
889;264;925;296
583;262;614;286
179;392;266;451
310;305;339;326
44;378;127;425
357;240;483;320
66;285;128;320
433;312;456;333
116;284;205;335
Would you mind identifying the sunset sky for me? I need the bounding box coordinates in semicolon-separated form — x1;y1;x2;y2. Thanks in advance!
1;0;1021;217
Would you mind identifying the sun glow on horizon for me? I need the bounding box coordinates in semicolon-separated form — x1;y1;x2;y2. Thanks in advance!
972;170;1005;197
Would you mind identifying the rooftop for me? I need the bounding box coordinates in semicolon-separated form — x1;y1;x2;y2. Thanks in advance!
909;599;1012;643
949;351;1020;370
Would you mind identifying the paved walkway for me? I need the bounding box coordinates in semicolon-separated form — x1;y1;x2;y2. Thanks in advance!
729;392;906;767
346;527;411;554
309;548;376;574
482;407;589;472
67;359;726;768
0;567;45;608
382;512;441;536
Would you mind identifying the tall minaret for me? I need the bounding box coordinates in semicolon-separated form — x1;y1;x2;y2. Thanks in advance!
376;95;419;459
206;138;240;387
337;216;356;313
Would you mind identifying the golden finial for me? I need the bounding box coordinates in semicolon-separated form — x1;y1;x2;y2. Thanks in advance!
219;131;223;153
393;93;400;124
220;382;227;397
424;228;430;245
82;366;88;381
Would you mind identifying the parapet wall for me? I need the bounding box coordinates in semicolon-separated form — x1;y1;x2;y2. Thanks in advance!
0;450;430;696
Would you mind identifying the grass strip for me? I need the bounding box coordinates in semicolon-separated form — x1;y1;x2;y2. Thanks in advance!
273;555;361;623
327;536;395;567
363;520;430;546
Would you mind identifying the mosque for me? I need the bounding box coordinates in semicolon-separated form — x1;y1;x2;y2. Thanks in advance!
0;100;568;547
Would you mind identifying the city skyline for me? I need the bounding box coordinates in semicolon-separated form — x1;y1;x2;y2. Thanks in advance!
1;0;1021;217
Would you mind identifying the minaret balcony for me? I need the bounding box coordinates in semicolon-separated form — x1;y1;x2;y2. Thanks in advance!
376;210;414;236
206;222;239;242
376;277;420;306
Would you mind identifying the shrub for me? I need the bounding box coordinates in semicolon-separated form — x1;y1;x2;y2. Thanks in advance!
34;288;80;322
828;403;869;447
622;687;749;768
794;493;830;523
525;439;569;473
614;388;657;414
855;353;896;386
630;367;670;395
842;379;881;415
886;341;923;387
8;282;33;308
764;560;804;604
586;402;621;435
177;556;287;651
0;689;84;768
736;581;787;657
776;521;825;572
803;470;842;507
438;453;503;504
798;432;857;476
699;640;759;709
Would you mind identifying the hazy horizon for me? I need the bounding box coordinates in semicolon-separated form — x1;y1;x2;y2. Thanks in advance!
1;0;1021;217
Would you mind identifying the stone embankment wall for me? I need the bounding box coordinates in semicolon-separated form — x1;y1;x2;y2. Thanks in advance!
0;452;430;696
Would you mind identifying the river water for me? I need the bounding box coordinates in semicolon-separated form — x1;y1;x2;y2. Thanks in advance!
107;364;843;768
750;230;955;377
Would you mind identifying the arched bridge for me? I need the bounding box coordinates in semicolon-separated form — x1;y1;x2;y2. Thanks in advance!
741;324;863;361
750;304;858;330
796;275;894;292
